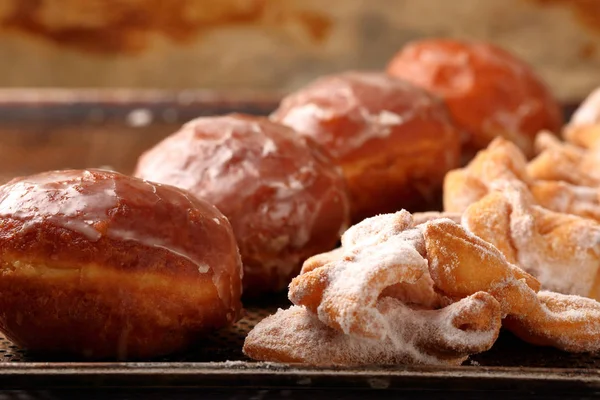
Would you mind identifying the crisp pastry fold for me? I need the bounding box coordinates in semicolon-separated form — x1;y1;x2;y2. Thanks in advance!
443;136;600;223
244;292;502;366
462;182;600;300
245;213;600;365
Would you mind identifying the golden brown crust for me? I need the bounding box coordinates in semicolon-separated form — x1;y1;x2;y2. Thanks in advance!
504;291;600;353
387;39;563;158
423;219;541;317
0;262;227;359
462;182;600;300
134;114;350;297
443;136;600;223
271;71;461;222
528;131;600;186
0;169;243;359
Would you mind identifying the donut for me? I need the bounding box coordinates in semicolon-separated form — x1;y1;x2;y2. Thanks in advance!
270;71;461;222
386;39;563;158
134;114;350;297
0;169;243;360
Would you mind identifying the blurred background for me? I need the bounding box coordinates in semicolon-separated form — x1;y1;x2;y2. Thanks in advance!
1;0;600;182
0;0;599;101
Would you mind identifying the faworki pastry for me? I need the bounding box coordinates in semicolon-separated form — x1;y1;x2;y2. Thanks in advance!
244;212;600;366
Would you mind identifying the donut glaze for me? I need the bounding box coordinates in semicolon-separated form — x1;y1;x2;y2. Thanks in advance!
271;71;461;222
134;114;350;296
387;39;563;157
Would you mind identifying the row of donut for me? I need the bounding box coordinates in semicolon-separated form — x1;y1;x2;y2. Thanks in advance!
0;38;563;360
134;38;563;297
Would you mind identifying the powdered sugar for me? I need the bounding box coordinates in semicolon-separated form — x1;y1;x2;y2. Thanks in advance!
244;292;501;366
506;291;600;353
411;211;462;227
464;182;600;298
290;211;429;340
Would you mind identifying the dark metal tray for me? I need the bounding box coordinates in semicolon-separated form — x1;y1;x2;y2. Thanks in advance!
0;90;594;397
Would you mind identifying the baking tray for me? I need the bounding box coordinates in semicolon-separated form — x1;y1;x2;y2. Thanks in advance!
0;90;595;397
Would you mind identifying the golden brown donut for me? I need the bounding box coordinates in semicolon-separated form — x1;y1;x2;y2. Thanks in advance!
270;71;461;223
134;114;350;297
386;39;563;158
0;169;243;360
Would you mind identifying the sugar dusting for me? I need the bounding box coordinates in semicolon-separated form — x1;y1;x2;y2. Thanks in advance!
244;292;500;366
527;132;598;187
443;137;530;214
507;291;600;353
445;135;600;299
469;182;600;297
290;211;431;339
412;211;462;226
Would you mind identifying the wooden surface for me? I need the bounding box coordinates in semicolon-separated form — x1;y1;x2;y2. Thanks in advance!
0;1;600;101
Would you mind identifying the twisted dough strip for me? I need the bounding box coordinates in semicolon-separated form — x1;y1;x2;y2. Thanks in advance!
411;211;462;226
444;136;600;222
504;291;600;353
527;131;600;187
301;210;461;276
288;211;429;339
424;219;600;352
422;218;540;316
443;137;530;213
462;181;600;299
243;292;502;366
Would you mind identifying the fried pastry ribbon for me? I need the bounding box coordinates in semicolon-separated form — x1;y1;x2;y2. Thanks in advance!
245;213;600;366
244;292;501;366
423;219;600;353
288;211;433;339
245;212;506;365
444;136;600;222
461;181;600;299
528;131;600;187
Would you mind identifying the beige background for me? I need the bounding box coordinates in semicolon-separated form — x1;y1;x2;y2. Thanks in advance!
0;0;599;100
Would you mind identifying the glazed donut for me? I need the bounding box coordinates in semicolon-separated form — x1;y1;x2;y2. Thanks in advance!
134;114;350;297
386;39;563;158
271;71;461;222
0;169;243;360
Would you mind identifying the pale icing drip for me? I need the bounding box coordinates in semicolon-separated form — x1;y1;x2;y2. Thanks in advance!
135;115;349;291
0;170;117;242
272;71;450;159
